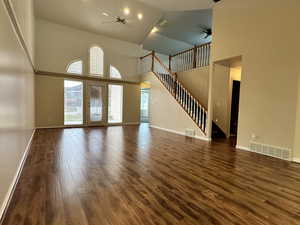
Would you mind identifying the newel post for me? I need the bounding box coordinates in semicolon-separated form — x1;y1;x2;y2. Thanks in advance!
169;55;172;71
151;50;155;72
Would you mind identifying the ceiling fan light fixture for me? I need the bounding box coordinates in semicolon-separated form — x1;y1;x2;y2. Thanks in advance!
123;7;130;15
137;13;143;20
151;26;159;34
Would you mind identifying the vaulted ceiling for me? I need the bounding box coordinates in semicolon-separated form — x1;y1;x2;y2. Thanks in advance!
35;0;213;52
34;0;162;44
143;9;212;55
136;0;214;11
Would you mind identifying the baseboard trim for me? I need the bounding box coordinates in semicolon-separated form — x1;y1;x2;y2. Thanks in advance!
36;122;140;129
293;158;300;163
150;125;210;142
109;122;140;126
0;129;36;223
236;145;251;152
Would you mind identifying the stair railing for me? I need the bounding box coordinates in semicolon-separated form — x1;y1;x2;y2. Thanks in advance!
140;51;208;135
169;42;211;73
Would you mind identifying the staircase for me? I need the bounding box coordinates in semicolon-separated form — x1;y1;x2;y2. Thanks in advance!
140;48;209;135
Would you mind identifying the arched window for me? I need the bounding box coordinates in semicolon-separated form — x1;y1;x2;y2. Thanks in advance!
66;60;83;74
90;46;104;76
110;65;122;79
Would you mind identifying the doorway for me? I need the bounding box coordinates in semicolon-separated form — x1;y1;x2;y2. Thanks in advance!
108;84;123;124
64;80;84;125
211;56;242;147
229;80;240;146
64;80;107;126
140;88;150;123
86;81;106;126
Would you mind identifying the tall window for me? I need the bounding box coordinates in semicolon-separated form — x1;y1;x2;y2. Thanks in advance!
64;80;83;125
90;46;104;76
67;60;82;74
108;85;123;123
110;65;122;79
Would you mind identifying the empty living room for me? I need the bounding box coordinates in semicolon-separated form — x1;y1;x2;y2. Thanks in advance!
1;0;300;224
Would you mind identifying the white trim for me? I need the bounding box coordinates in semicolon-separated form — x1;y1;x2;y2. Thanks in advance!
109;122;140;126
124;122;140;125
150;125;210;142
0;129;36;222
236;145;251;152
66;58;83;75
293;158;300;163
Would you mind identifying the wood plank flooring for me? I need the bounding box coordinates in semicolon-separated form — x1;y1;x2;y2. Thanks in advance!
2;124;300;225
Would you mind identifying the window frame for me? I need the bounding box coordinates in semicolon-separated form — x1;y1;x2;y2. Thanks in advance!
89;45;104;77
109;65;122;80
63;79;84;126
108;84;124;124
66;59;83;75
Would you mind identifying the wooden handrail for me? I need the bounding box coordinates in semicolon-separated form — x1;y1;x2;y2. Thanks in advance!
171;42;211;58
139;52;208;134
152;56;207;111
153;71;207;134
153;55;177;78
140;52;207;111
140;52;153;60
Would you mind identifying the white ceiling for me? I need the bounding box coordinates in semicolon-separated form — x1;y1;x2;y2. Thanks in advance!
34;0;162;44
34;0;214;45
136;0;214;11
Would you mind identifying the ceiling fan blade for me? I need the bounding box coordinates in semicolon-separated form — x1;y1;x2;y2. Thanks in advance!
101;21;116;24
101;11;119;19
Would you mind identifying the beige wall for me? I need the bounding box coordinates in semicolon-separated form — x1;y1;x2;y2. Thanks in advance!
212;64;231;136
293;78;300;160
212;0;300;153
142;72;208;139
177;65;231;137
35;19;148;82
230;67;242;82
0;0;35;214
177;67;209;109
10;0;35;62
35;75;140;127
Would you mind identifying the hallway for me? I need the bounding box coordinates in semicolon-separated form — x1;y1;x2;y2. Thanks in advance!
2;124;300;225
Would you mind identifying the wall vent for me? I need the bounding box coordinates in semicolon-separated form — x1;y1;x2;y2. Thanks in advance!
249;141;292;161
185;129;195;137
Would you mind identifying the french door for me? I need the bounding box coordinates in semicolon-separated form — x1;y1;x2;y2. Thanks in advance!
86;81;106;126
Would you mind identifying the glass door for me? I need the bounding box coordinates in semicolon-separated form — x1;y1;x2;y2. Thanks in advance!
64;80;84;125
140;88;150;123
108;84;123;124
86;81;106;125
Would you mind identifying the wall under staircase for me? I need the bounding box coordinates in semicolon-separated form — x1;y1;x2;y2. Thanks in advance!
140;51;210;139
142;72;209;140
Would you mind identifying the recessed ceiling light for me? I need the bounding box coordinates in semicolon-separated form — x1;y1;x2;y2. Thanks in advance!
151;26;158;33
124;7;130;15
102;12;109;17
137;13;143;20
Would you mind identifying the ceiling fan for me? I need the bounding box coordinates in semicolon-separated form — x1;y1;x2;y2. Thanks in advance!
101;12;128;25
200;27;212;39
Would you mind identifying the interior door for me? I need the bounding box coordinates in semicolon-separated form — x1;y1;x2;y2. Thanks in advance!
86;81;106;125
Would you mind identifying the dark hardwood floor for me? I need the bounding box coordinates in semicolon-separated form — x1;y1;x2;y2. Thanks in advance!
2;124;300;225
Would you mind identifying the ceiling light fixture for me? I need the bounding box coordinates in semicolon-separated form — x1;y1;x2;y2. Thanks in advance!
137;13;143;20
151;26;158;33
124;7;130;15
102;12;109;17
